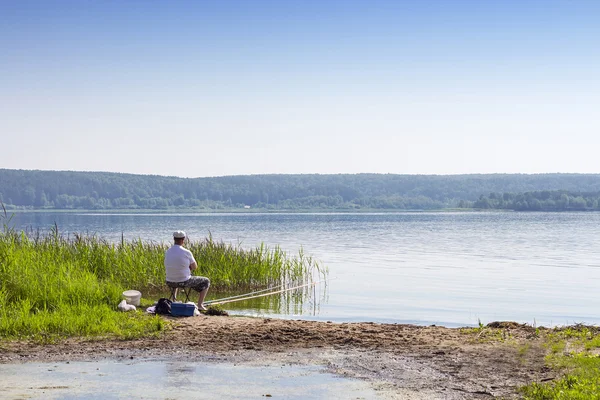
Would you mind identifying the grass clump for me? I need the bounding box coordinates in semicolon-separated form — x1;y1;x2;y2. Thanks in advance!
520;325;600;399
0;207;323;341
0;226;168;341
191;236;324;289
203;304;229;316
459;320;515;343
0;299;168;343
521;355;600;399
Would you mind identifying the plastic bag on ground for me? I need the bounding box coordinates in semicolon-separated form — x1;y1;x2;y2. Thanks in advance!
118;299;136;312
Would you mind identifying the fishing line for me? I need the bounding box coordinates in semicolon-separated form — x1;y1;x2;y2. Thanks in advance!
203;284;285;305
206;278;333;306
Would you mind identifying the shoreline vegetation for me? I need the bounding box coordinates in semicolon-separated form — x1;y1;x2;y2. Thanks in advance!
520;325;600;399
0;208;325;342
4;206;490;213
4;204;600;213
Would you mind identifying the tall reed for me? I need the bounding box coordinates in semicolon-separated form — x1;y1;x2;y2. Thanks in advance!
190;235;325;289
0;210;325;340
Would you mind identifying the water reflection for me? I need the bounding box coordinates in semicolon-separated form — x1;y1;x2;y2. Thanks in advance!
147;284;328;318
165;363;195;388
0;360;381;400
209;284;328;317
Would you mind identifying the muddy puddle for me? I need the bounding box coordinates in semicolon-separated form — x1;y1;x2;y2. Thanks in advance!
0;359;382;399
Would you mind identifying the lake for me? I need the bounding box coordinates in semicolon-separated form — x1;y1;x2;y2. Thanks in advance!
7;211;600;327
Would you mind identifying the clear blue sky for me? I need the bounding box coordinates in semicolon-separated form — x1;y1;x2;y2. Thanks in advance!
1;0;598;178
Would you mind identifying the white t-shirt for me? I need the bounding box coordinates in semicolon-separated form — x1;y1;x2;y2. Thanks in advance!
164;245;196;282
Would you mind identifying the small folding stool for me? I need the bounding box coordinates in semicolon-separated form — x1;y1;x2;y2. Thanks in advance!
166;281;193;303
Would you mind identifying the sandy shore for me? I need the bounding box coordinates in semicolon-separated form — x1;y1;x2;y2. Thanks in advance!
0;316;556;399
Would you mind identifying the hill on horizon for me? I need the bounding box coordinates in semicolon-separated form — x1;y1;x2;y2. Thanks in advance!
1;168;600;211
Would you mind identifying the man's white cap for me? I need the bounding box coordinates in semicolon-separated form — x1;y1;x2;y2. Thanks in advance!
173;230;186;239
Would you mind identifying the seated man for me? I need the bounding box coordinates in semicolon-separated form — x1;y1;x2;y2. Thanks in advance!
164;230;210;310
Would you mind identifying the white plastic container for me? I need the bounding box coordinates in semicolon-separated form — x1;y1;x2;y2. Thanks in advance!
123;290;141;306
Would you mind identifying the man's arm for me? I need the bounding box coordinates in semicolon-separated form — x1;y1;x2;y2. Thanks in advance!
189;261;198;271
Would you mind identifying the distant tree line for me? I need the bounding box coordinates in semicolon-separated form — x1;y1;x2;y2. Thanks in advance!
467;191;600;211
2;169;600;211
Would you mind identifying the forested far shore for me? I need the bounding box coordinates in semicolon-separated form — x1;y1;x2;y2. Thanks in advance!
2;169;600;211
469;190;600;211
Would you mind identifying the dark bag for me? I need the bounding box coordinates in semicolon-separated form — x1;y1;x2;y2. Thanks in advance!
155;298;172;315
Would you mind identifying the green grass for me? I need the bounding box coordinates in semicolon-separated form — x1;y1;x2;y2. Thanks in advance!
458;319;514;343
0;208;324;341
190;235;324;289
520;325;600;399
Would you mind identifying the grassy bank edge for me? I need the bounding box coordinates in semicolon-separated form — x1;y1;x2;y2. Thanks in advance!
518;324;600;399
464;322;600;399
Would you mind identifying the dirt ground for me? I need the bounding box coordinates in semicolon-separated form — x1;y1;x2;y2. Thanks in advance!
0;316;557;399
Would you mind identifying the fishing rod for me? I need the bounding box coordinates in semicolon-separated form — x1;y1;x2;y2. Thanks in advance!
203;284;285;305
206;278;332;306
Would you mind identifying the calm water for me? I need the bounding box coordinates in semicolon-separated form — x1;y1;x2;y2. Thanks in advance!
8;211;600;327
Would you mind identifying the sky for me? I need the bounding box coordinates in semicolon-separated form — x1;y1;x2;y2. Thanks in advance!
1;0;599;178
